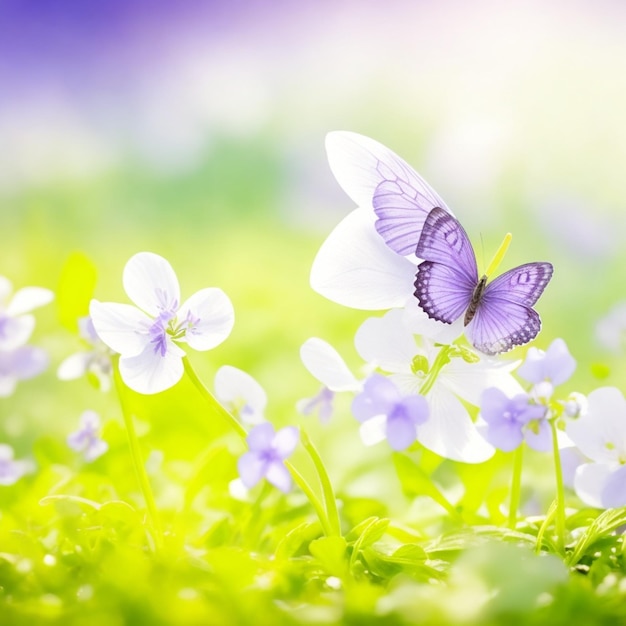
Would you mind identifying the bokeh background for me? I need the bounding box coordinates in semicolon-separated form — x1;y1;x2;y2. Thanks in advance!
2;0;626;449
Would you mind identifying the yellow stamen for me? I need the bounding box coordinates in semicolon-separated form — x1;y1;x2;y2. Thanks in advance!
485;233;512;278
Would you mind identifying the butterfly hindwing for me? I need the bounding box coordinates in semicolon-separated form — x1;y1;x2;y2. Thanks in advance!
414;208;478;323
326;132;453;257
482;262;553;307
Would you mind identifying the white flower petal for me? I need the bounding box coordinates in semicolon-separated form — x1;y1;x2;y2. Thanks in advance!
402;299;464;344
441;356;523;406
419;386;495;463
0;314;35;351
214;365;267;422
123;252;181;316
574;463;614;508
7;287;54;316
57;352;90;380
177;288;234;351
359;414;388;446
300;338;360;391
310;209;416;310
566;387;626;464
0;277;12;304
354;309;417;373
0;375;17;397
118;344;184;394
89;300;151;357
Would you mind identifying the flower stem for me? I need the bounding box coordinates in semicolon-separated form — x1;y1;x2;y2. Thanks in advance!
183;358;247;439
183;357;334;536
508;444;524;529
300;429;342;537
550;419;566;552
113;366;163;551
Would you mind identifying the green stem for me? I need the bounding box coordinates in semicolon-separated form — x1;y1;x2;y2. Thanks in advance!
183;358;247;438
113;367;163;551
508;444;524;529
300;429;342;537
550;419;566;552
183;357;333;536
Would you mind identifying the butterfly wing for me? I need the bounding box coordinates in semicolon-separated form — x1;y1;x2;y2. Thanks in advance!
414;208;478;323
326;131;453;256
466;263;554;355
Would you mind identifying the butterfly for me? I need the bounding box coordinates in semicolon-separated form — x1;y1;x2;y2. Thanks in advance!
414;207;553;355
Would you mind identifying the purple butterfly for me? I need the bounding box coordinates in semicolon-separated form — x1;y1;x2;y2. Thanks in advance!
414;207;553;355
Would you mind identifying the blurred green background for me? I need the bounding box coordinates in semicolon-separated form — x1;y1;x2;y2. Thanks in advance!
2;0;626;450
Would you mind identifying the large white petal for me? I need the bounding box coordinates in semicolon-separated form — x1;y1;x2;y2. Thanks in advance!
310;209;416;310
300;338;360;391
354;309;417;374
402;298;464;344
440;357;523;407
123;252;181;316
418;385;495;463
7;287;54;315
573;463;614;508
89;300;151;357
119;343;184;394
566;387;626;464
177;288;234;351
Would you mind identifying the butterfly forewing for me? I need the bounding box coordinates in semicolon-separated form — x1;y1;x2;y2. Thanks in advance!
326;132;453;257
414;208;479;324
482;262;553;307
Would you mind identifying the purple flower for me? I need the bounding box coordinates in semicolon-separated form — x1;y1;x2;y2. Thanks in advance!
352;373;428;451
67;410;108;462
517;338;576;394
0;345;49;397
237;423;299;493
0;444;31;485
297;387;335;423
479;387;548;452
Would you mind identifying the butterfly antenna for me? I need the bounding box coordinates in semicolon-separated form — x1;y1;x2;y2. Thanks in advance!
485;233;512;278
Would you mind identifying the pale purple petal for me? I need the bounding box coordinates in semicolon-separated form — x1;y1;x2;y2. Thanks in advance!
7;286;54;316
574;463;613;508
6;345;48;380
246;422;276;452
177;288;234;351
386;412;418;451
272;426;299;459
518;338;576;386
420;385;495;463
352;374;400;422
123;252;181;317
480;387;511;425
214;365;266;423
310;209;416;310
265;461;292;493
300;338;360;391
524;419;552;453
0;314;35;351
118;343;185;394
89;300;152;357
84;440;109;463
237;452;266;489
601;464;626;508
481;420;524;452
296;388;335;423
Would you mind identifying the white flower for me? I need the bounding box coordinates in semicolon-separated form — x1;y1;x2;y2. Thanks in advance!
57;316;113;391
566;387;626;508
296;337;362;422
0;276;53;352
354;308;523;463
214;365;266;424
90;252;234;394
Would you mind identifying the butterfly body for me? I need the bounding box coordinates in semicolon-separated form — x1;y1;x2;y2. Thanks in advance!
414;207;553;355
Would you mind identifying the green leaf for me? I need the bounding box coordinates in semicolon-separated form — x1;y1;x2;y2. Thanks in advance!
57;251;97;332
567;506;626;566
345;516;390;547
275;521;322;560
308;535;348;577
